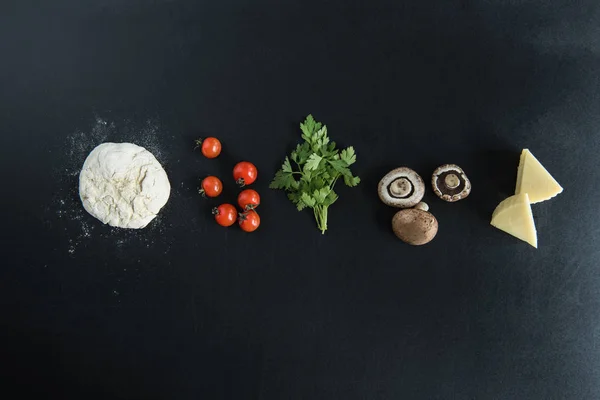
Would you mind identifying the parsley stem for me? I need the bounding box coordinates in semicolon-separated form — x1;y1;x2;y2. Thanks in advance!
331;175;340;189
313;204;329;234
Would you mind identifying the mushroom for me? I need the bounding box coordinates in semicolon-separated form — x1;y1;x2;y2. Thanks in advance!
431;164;471;202
392;202;438;245
378;167;425;208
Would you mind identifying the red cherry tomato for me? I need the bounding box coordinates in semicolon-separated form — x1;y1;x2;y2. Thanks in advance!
213;204;237;227
239;210;260;232
237;189;260;210
199;176;223;198
196;137;221;159
233;161;257;187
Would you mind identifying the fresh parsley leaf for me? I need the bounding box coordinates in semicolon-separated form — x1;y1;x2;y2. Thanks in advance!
308;176;327;192
305;154;323;171
282;157;293;173
343;175;361;187
340;147;357;165
300;114;322;143
270;115;360;234
328;159;352;177
291;143;311;164
301;192;316;208
270;168;299;191
287;191;306;210
323;190;339;207
313;187;330;204
312;126;328;150
302;169;312;181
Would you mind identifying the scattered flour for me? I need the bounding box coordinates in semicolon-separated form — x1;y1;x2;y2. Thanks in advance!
48;116;173;256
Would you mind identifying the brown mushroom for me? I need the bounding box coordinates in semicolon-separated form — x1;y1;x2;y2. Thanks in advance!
431;164;471;202
378;167;425;208
392;202;438;245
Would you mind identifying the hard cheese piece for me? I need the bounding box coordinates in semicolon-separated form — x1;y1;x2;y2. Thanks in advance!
490;193;538;248
515;149;563;203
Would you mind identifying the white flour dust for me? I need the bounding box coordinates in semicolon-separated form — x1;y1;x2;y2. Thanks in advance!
49;117;173;256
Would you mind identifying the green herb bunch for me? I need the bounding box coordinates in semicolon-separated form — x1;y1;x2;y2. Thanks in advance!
270;115;361;234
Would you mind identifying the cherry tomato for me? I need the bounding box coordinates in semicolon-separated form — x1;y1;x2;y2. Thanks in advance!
195;137;221;159
233;161;257;187
213;204;237;227
199;176;223;198
237;189;260;210
239;210;260;232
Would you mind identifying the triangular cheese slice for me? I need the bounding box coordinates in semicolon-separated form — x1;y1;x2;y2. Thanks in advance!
515;149;563;203
491;193;538;248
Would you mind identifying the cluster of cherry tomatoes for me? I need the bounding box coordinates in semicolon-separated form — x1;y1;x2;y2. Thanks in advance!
196;137;261;233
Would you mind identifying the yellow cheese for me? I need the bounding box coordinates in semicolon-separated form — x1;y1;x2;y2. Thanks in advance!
490;193;538;248
515;149;563;203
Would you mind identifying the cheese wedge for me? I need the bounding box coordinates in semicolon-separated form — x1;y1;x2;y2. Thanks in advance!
515;149;563;203
491;193;537;248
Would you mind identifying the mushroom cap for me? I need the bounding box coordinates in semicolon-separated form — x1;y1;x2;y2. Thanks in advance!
431;164;471;202
378;167;425;208
392;207;438;245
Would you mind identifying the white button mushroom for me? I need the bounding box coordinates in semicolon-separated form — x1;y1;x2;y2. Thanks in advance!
378;167;425;208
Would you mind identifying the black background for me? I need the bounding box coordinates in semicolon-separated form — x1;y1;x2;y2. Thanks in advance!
2;1;600;399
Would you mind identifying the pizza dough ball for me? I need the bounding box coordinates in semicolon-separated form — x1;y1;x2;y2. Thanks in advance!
79;142;170;229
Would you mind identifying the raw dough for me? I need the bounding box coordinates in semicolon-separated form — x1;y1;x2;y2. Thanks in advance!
79;142;170;229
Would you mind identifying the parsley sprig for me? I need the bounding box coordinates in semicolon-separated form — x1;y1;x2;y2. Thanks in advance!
270;115;360;234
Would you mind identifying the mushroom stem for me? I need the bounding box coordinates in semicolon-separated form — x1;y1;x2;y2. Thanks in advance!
389;178;412;198
432;164;472;203
414;202;429;212
444;173;460;189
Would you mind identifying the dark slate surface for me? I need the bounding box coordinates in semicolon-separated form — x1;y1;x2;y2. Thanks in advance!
2;1;599;399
